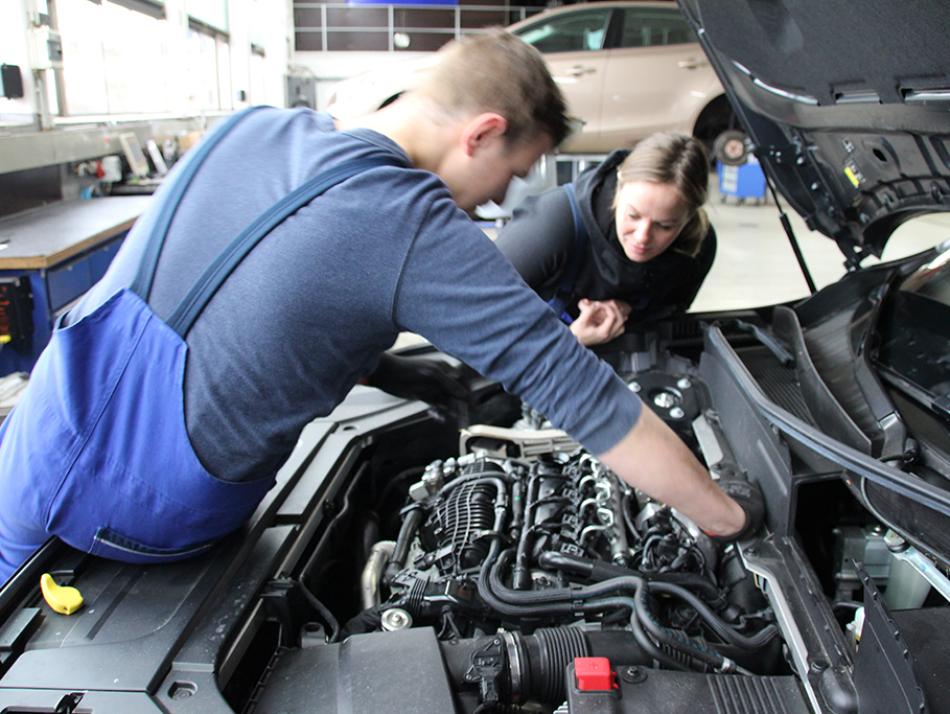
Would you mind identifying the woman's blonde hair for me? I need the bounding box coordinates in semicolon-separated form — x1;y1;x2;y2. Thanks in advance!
615;132;710;257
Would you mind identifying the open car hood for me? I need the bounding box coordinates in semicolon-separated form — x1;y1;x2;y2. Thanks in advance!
678;0;950;266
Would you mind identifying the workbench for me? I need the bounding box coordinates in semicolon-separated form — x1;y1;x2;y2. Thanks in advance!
0;196;152;376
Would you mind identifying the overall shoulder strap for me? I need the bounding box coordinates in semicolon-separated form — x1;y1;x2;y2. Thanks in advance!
166;154;401;337
546;183;589;322
130;106;265;300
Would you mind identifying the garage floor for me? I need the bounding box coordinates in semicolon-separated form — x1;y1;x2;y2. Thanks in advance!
696;187;950;311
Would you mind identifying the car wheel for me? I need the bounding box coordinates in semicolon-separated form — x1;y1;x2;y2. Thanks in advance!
713;129;749;166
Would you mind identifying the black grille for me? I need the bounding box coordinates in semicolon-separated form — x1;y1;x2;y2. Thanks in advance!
740;348;814;424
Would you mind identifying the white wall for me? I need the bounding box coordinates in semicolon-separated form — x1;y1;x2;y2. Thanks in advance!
0;2;38;126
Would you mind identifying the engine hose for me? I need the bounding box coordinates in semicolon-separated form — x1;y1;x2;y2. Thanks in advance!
515;627;591;704
538;551;722;602
635;583;728;672
298;578;341;644
510;479;525;533
484;544;739;671
653;572;723;604
361;540;395;609
513;469;541;590
477;541;575;617
491;549;649;607
621;491;641;544
478;549;689;674
579;596;686;671
386;507;424;581
339;604;384;639
660;643;695;669
649;581;779;650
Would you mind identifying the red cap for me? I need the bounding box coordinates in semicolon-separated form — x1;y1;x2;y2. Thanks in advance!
574;657;618;691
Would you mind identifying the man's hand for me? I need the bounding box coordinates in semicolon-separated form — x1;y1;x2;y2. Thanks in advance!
707;479;765;542
570;298;631;346
598;408;748;537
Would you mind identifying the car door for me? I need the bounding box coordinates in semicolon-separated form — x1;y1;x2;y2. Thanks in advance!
511;6;613;152
599;5;719;149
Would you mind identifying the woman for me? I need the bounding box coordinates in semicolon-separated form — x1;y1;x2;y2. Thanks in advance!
495;132;716;346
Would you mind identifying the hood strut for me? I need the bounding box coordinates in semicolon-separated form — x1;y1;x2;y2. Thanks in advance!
763;164;817;294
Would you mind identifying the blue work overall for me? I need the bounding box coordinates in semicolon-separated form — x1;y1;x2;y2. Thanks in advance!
546;184;589;324
0;108;396;581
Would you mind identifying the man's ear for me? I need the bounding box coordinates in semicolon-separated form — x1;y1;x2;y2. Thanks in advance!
461;113;508;157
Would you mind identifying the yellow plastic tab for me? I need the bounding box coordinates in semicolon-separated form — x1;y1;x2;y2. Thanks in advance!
844;166;860;188
40;573;84;615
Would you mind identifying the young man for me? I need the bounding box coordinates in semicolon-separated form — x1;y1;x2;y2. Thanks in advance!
0;31;759;581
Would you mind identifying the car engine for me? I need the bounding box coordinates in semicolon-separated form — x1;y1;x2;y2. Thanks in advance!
330;419;779;713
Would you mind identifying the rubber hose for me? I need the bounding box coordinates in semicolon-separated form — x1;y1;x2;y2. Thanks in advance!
635;583;725;670
298;579;341;643
491;549;647;606
649;581;779;649
513;470;541;590
388;507;423;575
538;551;721;602
477;542;575;617
579;595;685;671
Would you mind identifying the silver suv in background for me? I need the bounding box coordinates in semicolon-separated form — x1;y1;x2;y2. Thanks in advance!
325;1;735;154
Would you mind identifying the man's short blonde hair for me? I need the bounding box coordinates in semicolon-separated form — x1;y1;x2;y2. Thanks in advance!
416;29;570;147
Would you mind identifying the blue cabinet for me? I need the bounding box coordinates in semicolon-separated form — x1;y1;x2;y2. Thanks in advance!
0;197;151;376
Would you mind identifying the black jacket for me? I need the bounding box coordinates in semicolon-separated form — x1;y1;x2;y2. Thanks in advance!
495;150;716;324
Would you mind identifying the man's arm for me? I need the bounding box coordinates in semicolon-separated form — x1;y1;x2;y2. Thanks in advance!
598;406;747;537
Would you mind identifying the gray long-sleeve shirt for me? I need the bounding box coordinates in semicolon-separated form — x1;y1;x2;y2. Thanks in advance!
73;108;642;481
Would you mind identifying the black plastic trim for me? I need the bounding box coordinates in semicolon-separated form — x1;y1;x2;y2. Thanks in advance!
706;326;950;518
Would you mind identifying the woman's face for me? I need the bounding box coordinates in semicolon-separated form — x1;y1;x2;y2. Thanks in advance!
614;180;689;263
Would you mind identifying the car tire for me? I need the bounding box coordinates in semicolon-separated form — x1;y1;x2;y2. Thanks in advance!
713;129;749;166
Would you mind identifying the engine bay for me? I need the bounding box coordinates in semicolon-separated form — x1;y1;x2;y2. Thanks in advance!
0;257;947;713
334;448;781;708
249;357;793;714
240;267;948;714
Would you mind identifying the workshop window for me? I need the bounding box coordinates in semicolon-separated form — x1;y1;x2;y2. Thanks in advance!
56;0;232;116
184;26;231;112
57;0;171;115
186;0;228;35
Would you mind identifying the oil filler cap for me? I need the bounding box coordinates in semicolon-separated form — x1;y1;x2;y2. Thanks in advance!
574;657;618;691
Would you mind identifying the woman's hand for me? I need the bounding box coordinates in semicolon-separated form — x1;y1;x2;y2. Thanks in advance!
570;298;631;346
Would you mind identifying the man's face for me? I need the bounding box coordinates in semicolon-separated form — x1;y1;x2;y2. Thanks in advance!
447;132;553;212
